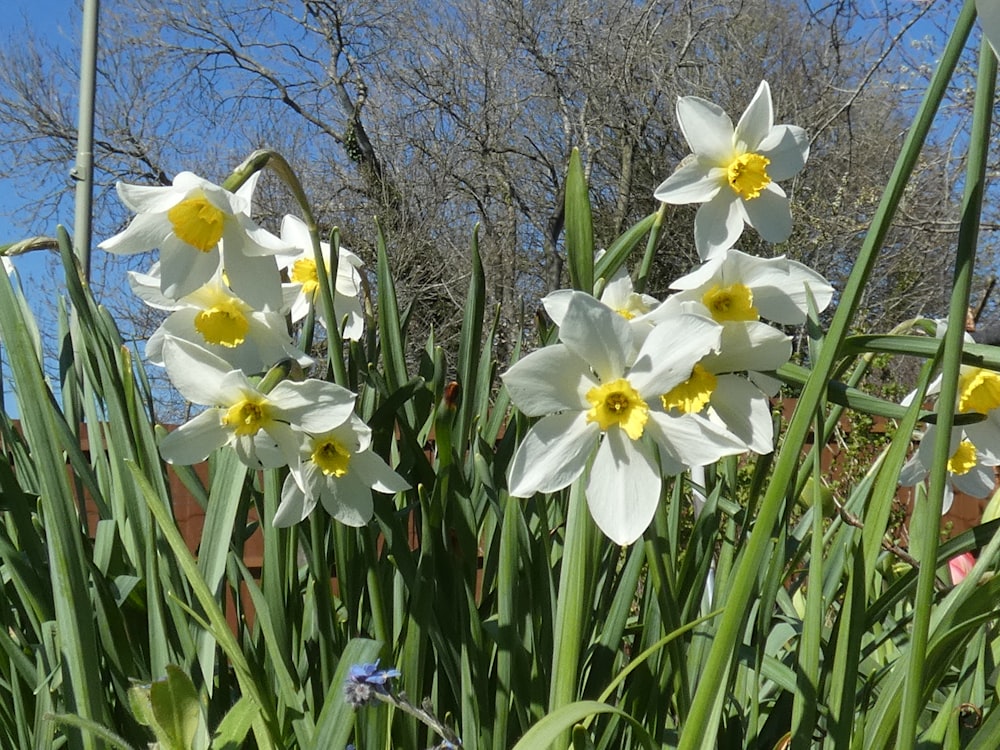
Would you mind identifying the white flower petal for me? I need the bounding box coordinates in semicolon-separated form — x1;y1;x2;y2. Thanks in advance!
599;269;635;310
646;411;746;468
978;0;1000;57
274;474;317;527
750;260;835;324
556;291;634;382
127;265;178;311
269;379;356;432
749;371;783;397
952;462;996;498
703;321;791;374
115;181;185;214
507;412;597;496
319;470;374;527
630;313;722;396
237;216;295;257
676;95;734;163
654;159;725;205
221;232;283;311
964;417;1000;462
586;430;661;545
541;289;574;327
161;336;249;405
334;293;365;340
709;375;774;454
758;124;809;181
942;482;955;515
234;431;290;469
99;211;171;255
352;449;411;493
159;243;221;300
667;254;726;292
159;410;227;464
733;81;773;152
695;193;744;260
740;186;793;244
502;345;592;416
898;452;927;486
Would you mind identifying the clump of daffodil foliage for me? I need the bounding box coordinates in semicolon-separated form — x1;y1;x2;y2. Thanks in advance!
4;7;1000;748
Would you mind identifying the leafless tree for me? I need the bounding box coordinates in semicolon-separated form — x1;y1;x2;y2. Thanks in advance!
0;0;981;405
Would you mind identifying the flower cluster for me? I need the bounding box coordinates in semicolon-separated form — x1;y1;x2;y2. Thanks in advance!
504;80;832;545
899;321;1000;513
101;170;408;527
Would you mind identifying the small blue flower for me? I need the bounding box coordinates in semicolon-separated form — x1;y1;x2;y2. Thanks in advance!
349;660;401;686
344;660;401;707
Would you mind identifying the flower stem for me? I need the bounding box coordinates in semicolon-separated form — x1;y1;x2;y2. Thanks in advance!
549;480;594;718
896;30;995;750
676;3;976;746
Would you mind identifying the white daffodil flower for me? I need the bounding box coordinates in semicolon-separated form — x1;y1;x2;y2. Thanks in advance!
158;336;355;469
659;248;834;326
654;81;809;259
899;424;1000;514
273;414;410;528
129;264;311;374
901;319;1000;457
954;366;1000;451
278;215;365;340
99;171;291;310
658;320;790;454
503;291;745;545
544;265;660;344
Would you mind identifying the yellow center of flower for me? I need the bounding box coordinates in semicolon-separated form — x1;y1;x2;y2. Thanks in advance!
167;192;226;251
194;298;250;348
222;397;272;437
958;368;1000;414
616;308;636;321
660;364;718;414
726;152;771;200
291;258;320;297
948;440;977;476
311;436;352;477
702;283;759;322
585;378;648;440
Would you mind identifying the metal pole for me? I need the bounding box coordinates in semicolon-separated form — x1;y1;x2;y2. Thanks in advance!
72;0;100;282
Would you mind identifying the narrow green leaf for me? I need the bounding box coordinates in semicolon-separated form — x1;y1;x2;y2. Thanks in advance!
565;148;594;293
677;2;977;745
593;212;657;281
510;701;655;750
455;224;486;449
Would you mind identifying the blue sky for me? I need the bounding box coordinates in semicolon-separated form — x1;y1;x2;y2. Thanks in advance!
0;0;90;282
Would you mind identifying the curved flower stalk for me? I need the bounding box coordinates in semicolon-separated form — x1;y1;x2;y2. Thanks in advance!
99;171;290;310
659;247;834;327
654;81;809;259
129;263;311;374
503;291;745;545
278;214;365;340
157;336;356;469
273;413;410;527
